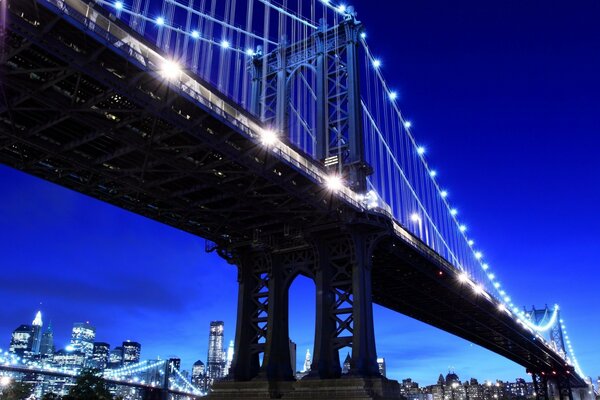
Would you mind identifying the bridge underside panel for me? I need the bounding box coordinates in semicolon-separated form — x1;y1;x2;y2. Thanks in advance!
0;0;348;250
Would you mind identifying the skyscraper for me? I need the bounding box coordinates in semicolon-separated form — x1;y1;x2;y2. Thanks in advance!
70;322;96;358
9;325;33;357
207;321;225;380
342;352;351;374
377;357;386;377
92;342;110;370
39;323;54;357
302;349;311;373
108;346;123;368
31;311;43;354
122;341;141;365
224;340;234;376
192;360;206;389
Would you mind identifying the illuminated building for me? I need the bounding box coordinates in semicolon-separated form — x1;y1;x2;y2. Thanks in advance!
377;357;386;377
342;353;351;374
70;322;96;358
192;360;206;389
206;321;225;380
224;340;234;376
109;346;123;368
9;324;33;358
31;311;43;354
122;341;141;365
54;349;85;367
39;323;55;357
91;342;110;369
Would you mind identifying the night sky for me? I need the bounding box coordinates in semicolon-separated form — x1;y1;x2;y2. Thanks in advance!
1;0;600;385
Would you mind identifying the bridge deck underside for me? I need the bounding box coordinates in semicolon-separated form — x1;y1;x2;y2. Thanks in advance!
0;0;585;388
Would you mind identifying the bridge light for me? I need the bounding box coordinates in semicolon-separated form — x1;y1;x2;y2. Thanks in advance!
410;213;421;223
459;224;467;232
450;208;458;216
325;174;344;192
337;4;347;12
441;190;448;198
475;251;483;259
494;282;500;288
468;239;474;246
473;285;485;295
156;16;165;26
246;48;255;56
114;1;123;10
404;121;412;129
0;376;11;386
260;129;278;146
389;91;398;100
160;60;181;80
191;30;200;39
488;273;495;280
498;303;506;312
372;59;381;68
482;263;489;270
429;170;437;177
221;40;230;49
360;32;367;39
458;272;469;283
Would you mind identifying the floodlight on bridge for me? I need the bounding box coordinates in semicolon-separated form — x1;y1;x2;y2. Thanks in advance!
246;48;256;56
191;30;200;39
389;91;398;100
360;31;367;39
450;208;458;216
260;129;278;146
441;190;448;198
475;251;483;259
372;59;381;68
458;272;470;283
221;40;230;49
114;1;123;10
160;60;182;81
459;224;467;232
155;16;165;25
473;284;485;295
324;174;344;192
429;170;437;177
410;213;421;223
404;121;412;129
337;4;347;12
0;376;11;386
468;239;474;246
482;263;489;270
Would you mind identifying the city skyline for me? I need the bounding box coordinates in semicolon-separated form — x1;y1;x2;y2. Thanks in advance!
1;0;599;390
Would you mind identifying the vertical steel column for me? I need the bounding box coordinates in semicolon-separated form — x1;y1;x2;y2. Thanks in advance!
261;253;294;381
343;20;367;192
533;374;541;400
230;252;263;381
275;40;289;135
311;238;342;379
349;232;379;376
315;23;328;163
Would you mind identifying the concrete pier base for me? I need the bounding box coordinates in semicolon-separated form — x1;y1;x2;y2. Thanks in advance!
208;376;401;399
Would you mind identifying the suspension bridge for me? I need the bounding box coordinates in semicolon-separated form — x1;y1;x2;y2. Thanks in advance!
0;0;593;398
0;352;203;398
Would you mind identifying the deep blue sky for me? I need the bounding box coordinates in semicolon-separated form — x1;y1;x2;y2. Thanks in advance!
1;0;599;386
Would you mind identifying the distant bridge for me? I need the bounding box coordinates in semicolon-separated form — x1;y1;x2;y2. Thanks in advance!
0;0;592;398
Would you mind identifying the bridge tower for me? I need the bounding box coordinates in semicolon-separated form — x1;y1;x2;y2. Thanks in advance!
526;306;575;400
209;11;398;399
